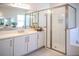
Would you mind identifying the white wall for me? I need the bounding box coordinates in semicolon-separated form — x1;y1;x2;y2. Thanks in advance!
0;5;27;18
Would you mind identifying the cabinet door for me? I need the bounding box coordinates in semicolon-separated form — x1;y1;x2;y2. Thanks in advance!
0;39;13;56
37;31;45;48
28;33;38;53
25;36;29;54
14;36;26;56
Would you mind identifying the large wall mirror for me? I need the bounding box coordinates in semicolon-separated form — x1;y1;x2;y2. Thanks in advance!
30;12;39;28
0;17;17;29
0;3;46;31
0;4;31;31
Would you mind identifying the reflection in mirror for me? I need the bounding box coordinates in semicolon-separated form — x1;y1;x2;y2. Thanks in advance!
31;12;39;28
39;10;47;28
0;17;4;29
30;14;33;27
0;17;17;30
0;17;4;26
17;14;25;28
0;3;31;31
0;14;31;31
25;14;30;28
10;17;17;28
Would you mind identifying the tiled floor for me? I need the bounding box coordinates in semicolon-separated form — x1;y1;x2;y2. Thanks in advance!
27;48;64;56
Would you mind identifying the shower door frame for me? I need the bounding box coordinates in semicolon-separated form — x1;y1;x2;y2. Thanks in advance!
49;4;76;55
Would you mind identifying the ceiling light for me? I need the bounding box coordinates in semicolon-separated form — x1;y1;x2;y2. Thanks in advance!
7;3;31;10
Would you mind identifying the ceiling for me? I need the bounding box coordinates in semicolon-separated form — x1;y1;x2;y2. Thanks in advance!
0;3;50;11
0;3;79;12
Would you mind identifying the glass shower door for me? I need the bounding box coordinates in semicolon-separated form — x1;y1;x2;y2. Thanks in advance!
52;6;66;53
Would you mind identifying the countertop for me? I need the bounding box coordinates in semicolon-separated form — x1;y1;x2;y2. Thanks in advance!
0;28;38;40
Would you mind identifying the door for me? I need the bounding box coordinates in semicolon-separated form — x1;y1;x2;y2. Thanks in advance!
0;39;13;56
14;36;26;56
28;33;37;53
37;31;45;48
52;6;66;53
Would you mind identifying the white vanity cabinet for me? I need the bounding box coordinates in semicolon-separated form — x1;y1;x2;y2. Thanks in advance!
37;31;45;48
0;39;13;56
14;36;28;56
0;31;45;56
28;33;38;53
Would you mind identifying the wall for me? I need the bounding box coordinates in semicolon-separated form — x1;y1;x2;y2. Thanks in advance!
0;5;27;18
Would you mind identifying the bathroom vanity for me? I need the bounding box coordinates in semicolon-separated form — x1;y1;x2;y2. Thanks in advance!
0;29;46;56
